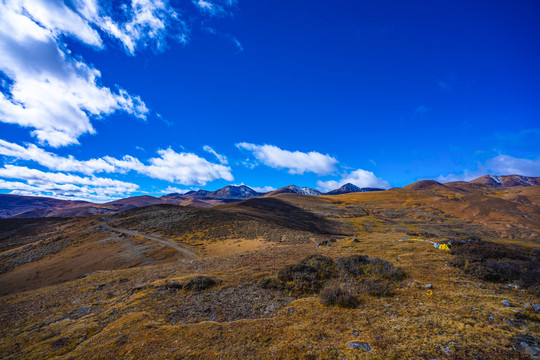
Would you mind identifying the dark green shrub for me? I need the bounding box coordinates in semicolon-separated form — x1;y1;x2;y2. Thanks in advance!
319;286;358;307
183;276;217;291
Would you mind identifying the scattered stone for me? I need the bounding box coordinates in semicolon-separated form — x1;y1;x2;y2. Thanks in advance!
513;334;540;359
440;347;452;355
94;284;105;291
425;284;433;289
352;238;360;243
503;318;515;326
503;300;511;307
533;304;540;313
352;330;361;336
347;342;372;351
316;240;331;248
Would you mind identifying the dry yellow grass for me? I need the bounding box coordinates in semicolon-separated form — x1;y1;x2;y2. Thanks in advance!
1;187;539;359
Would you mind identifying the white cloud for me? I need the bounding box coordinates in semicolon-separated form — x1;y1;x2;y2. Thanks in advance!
250;185;276;193
486;155;540;176
0;0;151;147
0;0;238;147
143;148;233;185
162;186;190;194
316;169;391;192
236;142;338;175
436;167;487;183
0;165;139;202
436;154;540;183
0;139;234;186
0;139;116;174
203;145;228;164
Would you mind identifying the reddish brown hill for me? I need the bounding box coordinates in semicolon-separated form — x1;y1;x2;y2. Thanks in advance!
469;174;540;187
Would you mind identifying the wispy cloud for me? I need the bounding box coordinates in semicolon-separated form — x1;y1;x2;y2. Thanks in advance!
316;169;391;192
415;105;430;116
236;143;338;175
436;154;540;183
162;186;190;194
0;165;138;202
486;155;540;176
203;145;228;164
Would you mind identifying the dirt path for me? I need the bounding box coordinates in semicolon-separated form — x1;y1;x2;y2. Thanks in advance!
100;223;197;260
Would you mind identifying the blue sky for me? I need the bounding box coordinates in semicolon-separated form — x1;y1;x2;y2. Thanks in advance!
0;0;539;202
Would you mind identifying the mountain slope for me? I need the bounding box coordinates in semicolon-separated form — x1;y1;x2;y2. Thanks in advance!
265;185;322;197
469;174;540;187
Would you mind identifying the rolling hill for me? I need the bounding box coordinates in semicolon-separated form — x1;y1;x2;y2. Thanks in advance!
0;176;539;359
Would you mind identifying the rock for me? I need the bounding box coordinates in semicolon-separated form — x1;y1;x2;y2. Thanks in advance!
317;240;330;248
94;284;105;291
352;238;360;243
425;284;433;289
503;318;515;326
503;300;510;307
347;342;372;351
352;330;361;336
513;334;540;358
533;304;540;313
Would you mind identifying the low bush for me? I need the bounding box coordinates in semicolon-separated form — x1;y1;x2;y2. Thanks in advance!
362;280;394;297
363;257;407;281
336;255;370;276
183;276;217;291
258;277;284;290
319;286;358;308
277;255;335;294
275;254;406;298
449;240;539;294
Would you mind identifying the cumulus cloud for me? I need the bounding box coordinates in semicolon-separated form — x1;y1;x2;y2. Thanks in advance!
0;139;233;186
0;0;238;147
316;169;391;192
143;148;233;185
0;0;152;147
236;143;338;175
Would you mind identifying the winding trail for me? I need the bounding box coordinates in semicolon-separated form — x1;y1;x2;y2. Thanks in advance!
100;223;197;259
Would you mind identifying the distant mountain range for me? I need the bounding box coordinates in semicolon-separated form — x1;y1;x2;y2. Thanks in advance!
0;174;538;219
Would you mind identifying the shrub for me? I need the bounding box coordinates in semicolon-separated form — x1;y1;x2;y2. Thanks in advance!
319;286;358;308
277;255;335;294
450;240;539;291
364;257;407;281
183;276;217;291
336;255;370;276
362;280;393;297
258;277;283;290
300;255;335;279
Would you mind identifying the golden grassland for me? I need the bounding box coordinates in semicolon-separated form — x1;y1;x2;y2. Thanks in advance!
0;187;539;359
1;231;538;359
